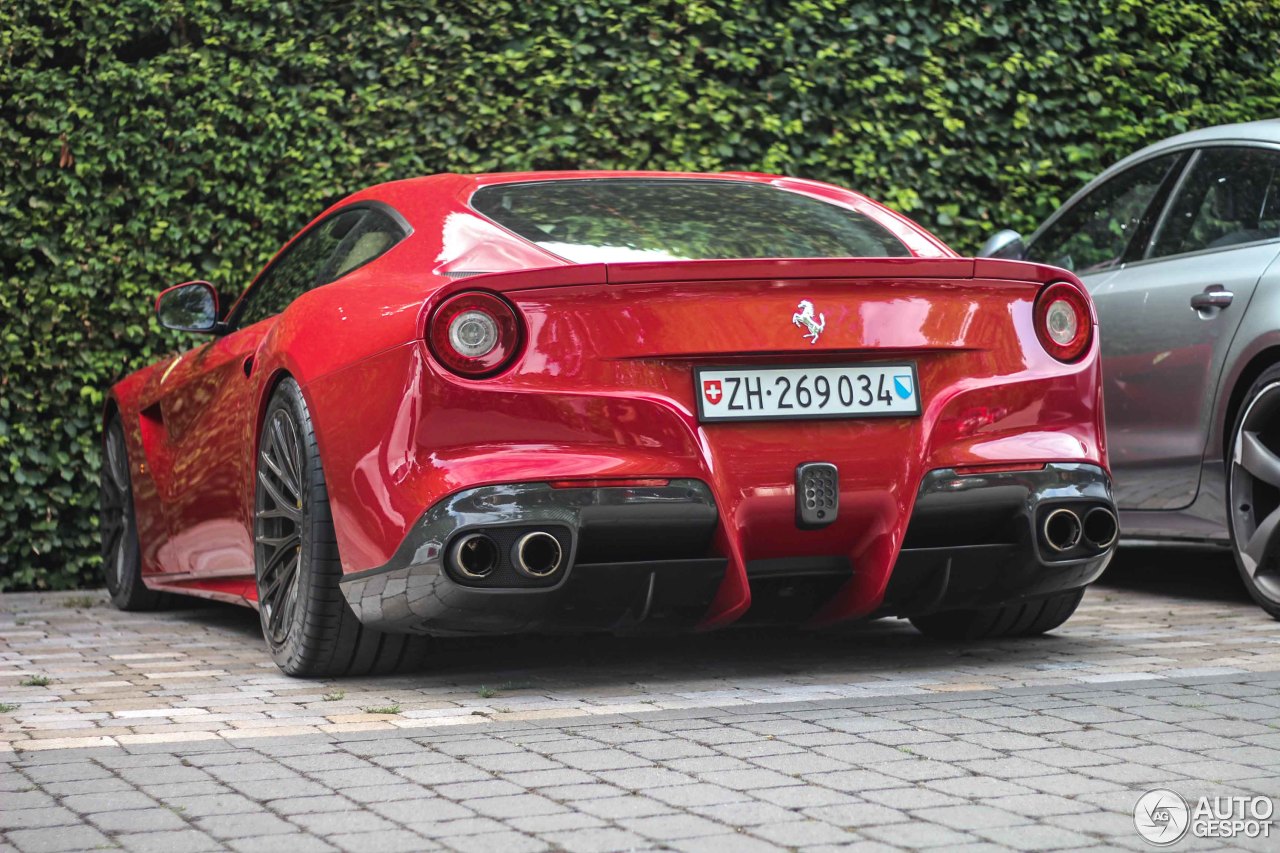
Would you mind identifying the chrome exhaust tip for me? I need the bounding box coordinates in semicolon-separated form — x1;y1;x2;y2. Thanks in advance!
1042;508;1083;552
451;533;499;578
513;531;563;578
1083;507;1119;550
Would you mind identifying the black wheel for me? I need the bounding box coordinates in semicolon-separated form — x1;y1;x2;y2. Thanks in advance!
254;378;429;676
1227;365;1280;620
909;589;1085;640
100;415;170;610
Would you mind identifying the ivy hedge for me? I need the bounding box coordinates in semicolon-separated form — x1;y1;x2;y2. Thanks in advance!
3;0;1279;590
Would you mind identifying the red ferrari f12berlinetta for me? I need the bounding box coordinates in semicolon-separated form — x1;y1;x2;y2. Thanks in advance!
102;172;1116;676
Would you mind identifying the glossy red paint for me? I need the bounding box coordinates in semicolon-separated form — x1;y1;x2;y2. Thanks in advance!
108;171;1107;627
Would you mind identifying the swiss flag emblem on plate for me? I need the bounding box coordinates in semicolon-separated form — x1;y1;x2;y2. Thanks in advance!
703;380;723;405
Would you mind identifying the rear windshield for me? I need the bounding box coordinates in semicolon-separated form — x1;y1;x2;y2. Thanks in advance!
470;179;912;262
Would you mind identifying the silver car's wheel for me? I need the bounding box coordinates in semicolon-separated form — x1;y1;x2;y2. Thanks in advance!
1228;371;1280;618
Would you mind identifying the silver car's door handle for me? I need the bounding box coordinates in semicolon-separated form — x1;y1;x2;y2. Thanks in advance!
1190;286;1234;310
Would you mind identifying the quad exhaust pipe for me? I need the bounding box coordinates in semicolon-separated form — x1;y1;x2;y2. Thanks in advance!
513;531;564;578
449;529;567;581
451;533;499;578
1042;508;1083;552
1042;506;1119;553
1083;507;1119;549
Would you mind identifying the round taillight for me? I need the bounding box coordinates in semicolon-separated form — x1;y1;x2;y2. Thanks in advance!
1034;282;1092;363
428;292;522;377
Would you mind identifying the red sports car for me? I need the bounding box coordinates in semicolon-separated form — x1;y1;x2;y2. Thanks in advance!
102;171;1117;676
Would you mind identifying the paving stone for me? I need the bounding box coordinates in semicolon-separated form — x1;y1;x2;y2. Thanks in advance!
228;835;337;853
544;825;673;853
862;821;979;848
507;812;607;834
762;785;861;809
194;810;299;838
690;798;802;828
117;829;226;853
86;806;190;832
648;782;750;807
576;794;673;819
327;829;439;852
5;825;114;853
42;776;134;796
861;786;965;810
290;810;399;835
668;833;786;853
751;818;858;846
0;807;81;830
434;778;527;800
802;802;910;827
468;793;566;819
618;812;728;840
166;791;261;816
270;793;355;815
398;760;491;785
596;766;698;790
987;793;1094;817
924;804;1035;830
977;824;1096;849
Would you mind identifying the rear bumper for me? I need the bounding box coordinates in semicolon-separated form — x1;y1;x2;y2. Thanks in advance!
338;463;1114;635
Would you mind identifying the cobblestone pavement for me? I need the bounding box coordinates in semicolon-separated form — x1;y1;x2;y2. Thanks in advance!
2;551;1278;851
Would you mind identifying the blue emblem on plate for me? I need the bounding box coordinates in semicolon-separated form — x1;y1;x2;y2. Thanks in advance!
893;375;913;400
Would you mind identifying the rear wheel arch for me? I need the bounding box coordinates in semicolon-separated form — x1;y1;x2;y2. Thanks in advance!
252;368;340;525
1220;345;1280;467
252;377;429;675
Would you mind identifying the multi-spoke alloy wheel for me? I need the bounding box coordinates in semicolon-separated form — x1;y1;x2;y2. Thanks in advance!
1229;370;1280;619
255;405;306;649
253;379;429;676
100;416;166;610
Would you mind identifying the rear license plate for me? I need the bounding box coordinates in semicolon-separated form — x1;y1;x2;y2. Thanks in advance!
695;364;920;423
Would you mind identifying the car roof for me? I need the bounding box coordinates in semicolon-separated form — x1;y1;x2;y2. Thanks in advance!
1099;119;1280;178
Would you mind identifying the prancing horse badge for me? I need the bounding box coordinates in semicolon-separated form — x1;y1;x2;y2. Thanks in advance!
792;299;825;344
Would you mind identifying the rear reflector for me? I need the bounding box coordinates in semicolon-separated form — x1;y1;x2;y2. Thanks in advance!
548;478;671;489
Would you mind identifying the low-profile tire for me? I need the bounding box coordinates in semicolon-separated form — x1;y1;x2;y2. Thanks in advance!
1226;364;1280;621
101;414;172;611
909;589;1085;641
254;377;430;677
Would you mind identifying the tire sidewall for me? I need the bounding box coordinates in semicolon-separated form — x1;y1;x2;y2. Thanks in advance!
254;379;323;672
1225;364;1280;619
102;417;143;608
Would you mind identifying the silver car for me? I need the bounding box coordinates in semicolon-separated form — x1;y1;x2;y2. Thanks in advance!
981;119;1280;619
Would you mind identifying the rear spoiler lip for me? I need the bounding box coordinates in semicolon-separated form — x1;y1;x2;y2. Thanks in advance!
441;257;1074;296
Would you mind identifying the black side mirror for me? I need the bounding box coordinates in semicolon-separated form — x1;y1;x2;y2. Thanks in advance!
156;281;221;333
978;229;1028;260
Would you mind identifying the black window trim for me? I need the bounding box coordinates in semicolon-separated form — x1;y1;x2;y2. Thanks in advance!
224;199;413;333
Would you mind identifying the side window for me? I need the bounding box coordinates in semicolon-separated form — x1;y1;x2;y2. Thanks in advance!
319;208;408;284
1027;153;1182;274
1149;147;1280;258
236;209;367;328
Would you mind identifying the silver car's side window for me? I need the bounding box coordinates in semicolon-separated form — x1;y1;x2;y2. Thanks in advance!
1148;147;1280;259
1026;153;1182;274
